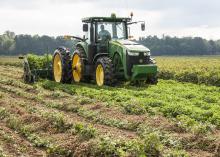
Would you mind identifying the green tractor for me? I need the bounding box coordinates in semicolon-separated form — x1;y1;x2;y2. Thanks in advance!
53;13;158;86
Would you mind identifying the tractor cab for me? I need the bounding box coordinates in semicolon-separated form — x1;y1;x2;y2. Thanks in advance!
81;14;132;62
82;14;130;43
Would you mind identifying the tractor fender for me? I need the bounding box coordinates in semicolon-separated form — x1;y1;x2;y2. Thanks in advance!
55;46;70;55
112;50;130;80
76;42;87;57
93;53;109;63
113;51;123;63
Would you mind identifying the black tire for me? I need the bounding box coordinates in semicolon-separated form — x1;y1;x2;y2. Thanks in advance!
23;59;35;83
73;46;91;83
52;47;72;84
148;75;158;85
95;57;116;86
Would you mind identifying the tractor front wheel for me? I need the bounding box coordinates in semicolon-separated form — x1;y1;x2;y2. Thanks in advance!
95;57;115;86
148;75;158;85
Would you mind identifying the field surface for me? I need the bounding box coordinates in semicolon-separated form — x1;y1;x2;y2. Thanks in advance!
157;56;220;86
0;56;220;157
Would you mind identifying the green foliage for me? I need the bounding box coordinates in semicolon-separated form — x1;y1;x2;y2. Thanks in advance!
164;149;189;157
1;31;220;56
0;147;7;157
6;116;22;130
140;133;162;156
51;91;62;98
27;133;49;147
0;131;13;143
176;115;214;135
71;123;96;139
78;97;93;105
27;54;52;70
40;79;220;129
124;102;146;115
137;124;182;150
3;111;72;156
94;134;162;157
139;36;220;56
0;31;15;54
0;31;76;55
47;145;72;156
42;80;76;95
41;111;67;131
0;107;9;120
93;136;127;156
77;108;139;131
157;56;220;86
42;80;57;91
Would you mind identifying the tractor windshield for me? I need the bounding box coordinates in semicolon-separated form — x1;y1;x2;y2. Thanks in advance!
97;22;126;42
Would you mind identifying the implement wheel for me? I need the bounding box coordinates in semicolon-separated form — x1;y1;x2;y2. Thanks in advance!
95;57;115;86
23;58;35;83
53;47;72;83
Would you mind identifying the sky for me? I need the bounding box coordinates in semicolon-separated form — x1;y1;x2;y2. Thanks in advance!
0;0;220;39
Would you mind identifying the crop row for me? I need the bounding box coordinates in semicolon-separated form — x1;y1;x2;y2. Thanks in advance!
2;75;215;135
0;100;189;157
40;79;220;131
156;56;220;86
0;74;200;154
1;66;219;156
1;76;218;148
2;55;220;87
2;75;216;138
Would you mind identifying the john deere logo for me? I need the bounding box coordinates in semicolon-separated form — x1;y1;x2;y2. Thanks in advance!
139;59;143;63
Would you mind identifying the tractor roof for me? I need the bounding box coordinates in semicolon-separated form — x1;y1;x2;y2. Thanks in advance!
82;15;131;23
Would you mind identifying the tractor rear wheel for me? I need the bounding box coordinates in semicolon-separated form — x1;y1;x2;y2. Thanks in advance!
72;47;91;83
72;52;83;83
95;57;115;86
52;48;72;83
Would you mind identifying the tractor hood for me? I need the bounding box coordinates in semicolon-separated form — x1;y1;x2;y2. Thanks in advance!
115;40;150;52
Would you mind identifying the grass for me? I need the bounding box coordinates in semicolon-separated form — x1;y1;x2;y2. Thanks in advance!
0;56;23;67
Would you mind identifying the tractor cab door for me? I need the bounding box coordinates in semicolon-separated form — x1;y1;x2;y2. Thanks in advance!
96;22;112;54
86;22;97;64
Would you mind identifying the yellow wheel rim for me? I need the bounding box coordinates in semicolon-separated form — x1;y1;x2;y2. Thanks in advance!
53;54;62;82
96;64;104;86
72;54;82;82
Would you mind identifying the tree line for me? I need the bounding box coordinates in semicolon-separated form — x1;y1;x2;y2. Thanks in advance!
139;36;220;55
0;31;220;56
0;31;75;55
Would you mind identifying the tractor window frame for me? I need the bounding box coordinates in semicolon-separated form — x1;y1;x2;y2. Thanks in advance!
95;21;128;43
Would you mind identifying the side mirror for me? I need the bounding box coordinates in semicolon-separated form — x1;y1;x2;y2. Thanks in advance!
141;23;145;31
83;24;88;32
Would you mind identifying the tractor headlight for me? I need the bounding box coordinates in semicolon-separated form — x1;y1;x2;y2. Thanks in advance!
127;51;139;56
144;51;151;56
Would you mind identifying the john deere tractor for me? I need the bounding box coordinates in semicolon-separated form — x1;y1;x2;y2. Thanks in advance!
52;13;158;86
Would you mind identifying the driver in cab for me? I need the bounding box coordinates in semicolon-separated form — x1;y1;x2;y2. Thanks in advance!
98;24;111;42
